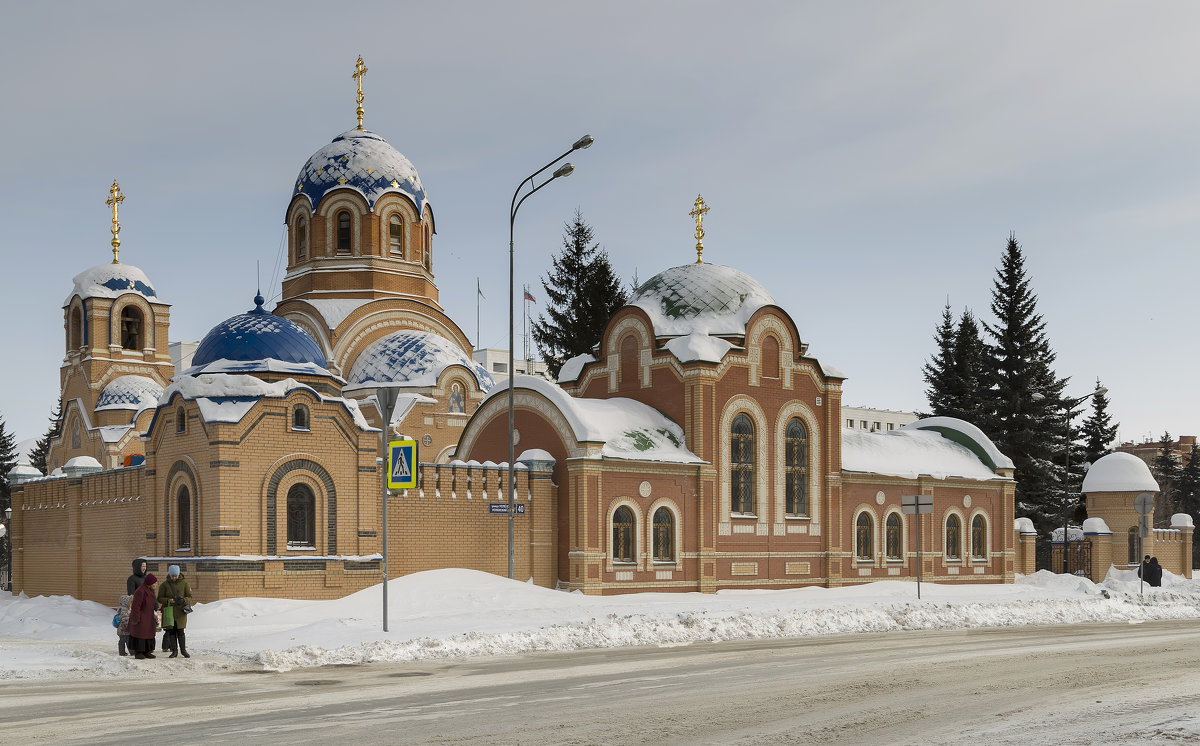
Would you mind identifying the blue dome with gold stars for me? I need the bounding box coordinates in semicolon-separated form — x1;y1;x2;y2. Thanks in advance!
185;295;332;378
293;129;429;218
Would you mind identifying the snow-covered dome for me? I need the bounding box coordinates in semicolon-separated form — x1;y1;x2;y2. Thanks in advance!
629;263;777;337
186;295;332;377
294;129;429;218
1081;452;1160;493
65;262;158;306
95;375;164;412
345;330;493;390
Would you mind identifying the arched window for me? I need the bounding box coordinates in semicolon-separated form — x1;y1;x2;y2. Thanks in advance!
336;211;352;254
424;224;432;270
885;513;902;559
855;513;873;560
971;515;987;559
619;335;638;389
296;217;307;259
120;306;144;350
612;506;635;563
292;404;309;431
731;414;755;515
448;382;465;414
287;483;316;549
69;306;82;350
945;514;962;559
389;214;404;257
784;418;808;515
176;408;186;434
71;419;81;450
653;507;674;562
1128;526;1139;565
761;335;780;379
177;485;191;550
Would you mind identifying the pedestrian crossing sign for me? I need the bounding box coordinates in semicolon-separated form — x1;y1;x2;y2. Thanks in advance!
387;438;418;490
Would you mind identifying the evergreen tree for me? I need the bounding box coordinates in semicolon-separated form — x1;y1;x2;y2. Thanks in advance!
1150;432;1182;516
981;234;1070;534
29;401;61;476
0;415;15;515
532;210;628;379
921;303;957;418
950;309;988;422
1175;442;1200;517
1079;379;1118;470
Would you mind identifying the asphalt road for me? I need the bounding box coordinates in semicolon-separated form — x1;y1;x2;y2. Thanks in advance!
4;621;1200;745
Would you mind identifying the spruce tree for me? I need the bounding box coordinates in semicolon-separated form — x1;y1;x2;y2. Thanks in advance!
532;210;628;379
29;401;61;476
950;309;988;422
1175;443;1200;516
0;415;15;515
982;234;1070;534
921;303;957;418
1150;432;1182;517
1079;379;1118;470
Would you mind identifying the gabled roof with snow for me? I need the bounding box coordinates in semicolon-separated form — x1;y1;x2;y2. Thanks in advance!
481;375;700;463
630;263;777;338
95;375;164;413
156;374;374;431
346;330;493;391
65;262;159;306
842;418;1011;482
294;129;429;220
1081;452;1159;493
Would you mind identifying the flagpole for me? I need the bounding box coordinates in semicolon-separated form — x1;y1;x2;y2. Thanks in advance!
476;278;483;352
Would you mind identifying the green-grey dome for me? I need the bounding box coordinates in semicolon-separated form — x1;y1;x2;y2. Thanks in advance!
629;263;776;336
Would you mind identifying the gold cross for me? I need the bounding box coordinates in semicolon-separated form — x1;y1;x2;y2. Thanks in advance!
353;56;368;130
106;180;125;264
689;194;710;264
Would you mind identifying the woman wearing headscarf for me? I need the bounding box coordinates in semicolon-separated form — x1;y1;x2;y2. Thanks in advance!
126;557;147;595
128;572;159;659
157;564;194;658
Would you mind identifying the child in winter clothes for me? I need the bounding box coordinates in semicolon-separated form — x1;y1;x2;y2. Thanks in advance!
116;594;132;656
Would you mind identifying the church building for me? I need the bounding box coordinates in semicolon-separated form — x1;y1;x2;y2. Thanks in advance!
10;60;1026;604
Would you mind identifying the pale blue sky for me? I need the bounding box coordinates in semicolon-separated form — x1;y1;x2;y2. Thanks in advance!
3;1;1198;448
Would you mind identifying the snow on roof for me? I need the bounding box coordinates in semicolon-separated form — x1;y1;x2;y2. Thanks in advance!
1173;513;1195;528
1082;517;1112;534
95;375;164;413
1081;452;1160;493
1014;517;1036;534
295;129;429;218
184;357;338;379
289;298;373;331
64;456;102;469
557;353;596;384
630;263;777;337
345;330;493;391
901;417;1014;471
160;374;373;431
187;298;331;376
15;437;36;466
483;376;701;463
842;427;1007;481
8;464;42;478
65;262;159;305
663;332;735;363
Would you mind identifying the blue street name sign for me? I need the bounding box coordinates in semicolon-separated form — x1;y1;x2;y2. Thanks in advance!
489;503;526;515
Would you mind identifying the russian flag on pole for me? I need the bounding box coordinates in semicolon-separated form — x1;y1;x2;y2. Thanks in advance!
523;289;536;303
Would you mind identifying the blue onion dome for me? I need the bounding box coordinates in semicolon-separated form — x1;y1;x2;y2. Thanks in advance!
294;129;429;217
186;295;332;377
65;262;158;306
95;375;164;412
629;263;777;337
346;330;494;391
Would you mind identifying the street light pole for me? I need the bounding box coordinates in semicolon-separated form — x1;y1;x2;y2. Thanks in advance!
1060;387;1108;575
507;135;593;579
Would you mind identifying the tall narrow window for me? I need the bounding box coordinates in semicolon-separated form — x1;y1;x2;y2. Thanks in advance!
731;414;755;514
620;335;638;389
69;306;82;350
120;306;144;350
176;408;186;434
177;486;191;550
946;514;962;559
296;218;307;259
653;507;674;562
72;419;81;450
448;382;465;414
885;513;901;559
424;224;432;270
971;515;987;559
292;404;309;431
855;513;873;560
761;335;780;379
612;506;635;563
389;215;404;257
785;418;808;515
287;483;316;549
336;211;352;254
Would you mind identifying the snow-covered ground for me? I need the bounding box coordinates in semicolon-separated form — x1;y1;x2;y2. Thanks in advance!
2;567;1198;679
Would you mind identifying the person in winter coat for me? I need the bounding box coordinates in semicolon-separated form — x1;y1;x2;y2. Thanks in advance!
156;565;194;659
128;573;159;659
1148;557;1164;587
127;558;148;595
116;594;132;656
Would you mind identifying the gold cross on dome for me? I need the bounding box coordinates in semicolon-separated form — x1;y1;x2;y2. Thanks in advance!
352;55;368;130
106;180;126;264
689;194;710;264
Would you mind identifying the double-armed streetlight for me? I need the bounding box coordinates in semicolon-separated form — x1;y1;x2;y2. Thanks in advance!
1051;387;1108;574
506;134;594;579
